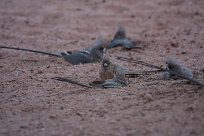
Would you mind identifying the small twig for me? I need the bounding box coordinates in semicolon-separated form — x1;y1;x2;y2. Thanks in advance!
118;56;204;87
52;77;93;88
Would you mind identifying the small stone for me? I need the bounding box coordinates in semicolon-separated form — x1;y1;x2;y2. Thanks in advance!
144;93;153;101
130;14;135;18
185;105;195;112
49;114;57;119
20;125;28;129
170;42;179;48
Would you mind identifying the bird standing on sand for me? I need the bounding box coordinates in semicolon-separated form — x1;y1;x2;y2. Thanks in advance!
53;49;129;89
99;49;129;80
90;49;128;88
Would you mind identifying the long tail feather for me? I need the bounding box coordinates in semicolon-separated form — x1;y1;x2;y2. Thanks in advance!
125;70;163;78
52;77;93;88
118;56;204;87
0;45;62;57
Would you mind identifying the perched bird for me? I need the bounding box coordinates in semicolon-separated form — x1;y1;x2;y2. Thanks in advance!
0;37;105;65
163;57;193;80
108;26;135;49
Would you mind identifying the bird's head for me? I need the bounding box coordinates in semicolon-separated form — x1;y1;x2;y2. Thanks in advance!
166;57;181;70
89;36;106;61
101;48;112;68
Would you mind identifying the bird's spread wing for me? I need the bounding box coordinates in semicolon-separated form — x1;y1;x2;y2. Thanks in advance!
90;36;104;50
109;38;134;49
90;76;127;89
102;76;127;88
62;50;93;65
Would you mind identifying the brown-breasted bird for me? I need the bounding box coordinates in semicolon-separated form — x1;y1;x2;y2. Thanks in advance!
89;49;129;88
99;49;129;80
0;37;105;65
53;49;129;89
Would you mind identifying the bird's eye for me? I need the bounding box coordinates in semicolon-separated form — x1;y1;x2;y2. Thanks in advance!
168;65;173;69
104;62;109;67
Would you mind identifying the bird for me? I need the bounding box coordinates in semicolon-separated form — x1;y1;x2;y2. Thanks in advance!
0;37;105;65
52;50;129;89
163;57;193;80
107;26;135;50
99;48;129;80
53;49;129;89
118;56;204;87
89;49;128;88
61;36;105;65
117;56;194;80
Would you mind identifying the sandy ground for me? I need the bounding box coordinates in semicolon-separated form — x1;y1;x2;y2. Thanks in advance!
0;0;204;136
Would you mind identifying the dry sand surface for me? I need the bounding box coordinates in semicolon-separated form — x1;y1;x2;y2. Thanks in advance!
0;0;204;136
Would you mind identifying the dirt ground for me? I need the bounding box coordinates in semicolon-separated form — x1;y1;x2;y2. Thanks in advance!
0;0;204;136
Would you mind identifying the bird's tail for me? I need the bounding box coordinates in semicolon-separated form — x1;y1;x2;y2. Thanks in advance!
118;56;204;87
125;70;163;78
52;77;93;88
0;45;62;57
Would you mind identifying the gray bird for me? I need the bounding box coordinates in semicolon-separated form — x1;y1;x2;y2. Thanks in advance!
118;56;204;87
0;37;105;65
108;26;134;49
163;57;193;80
61;36;105;65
